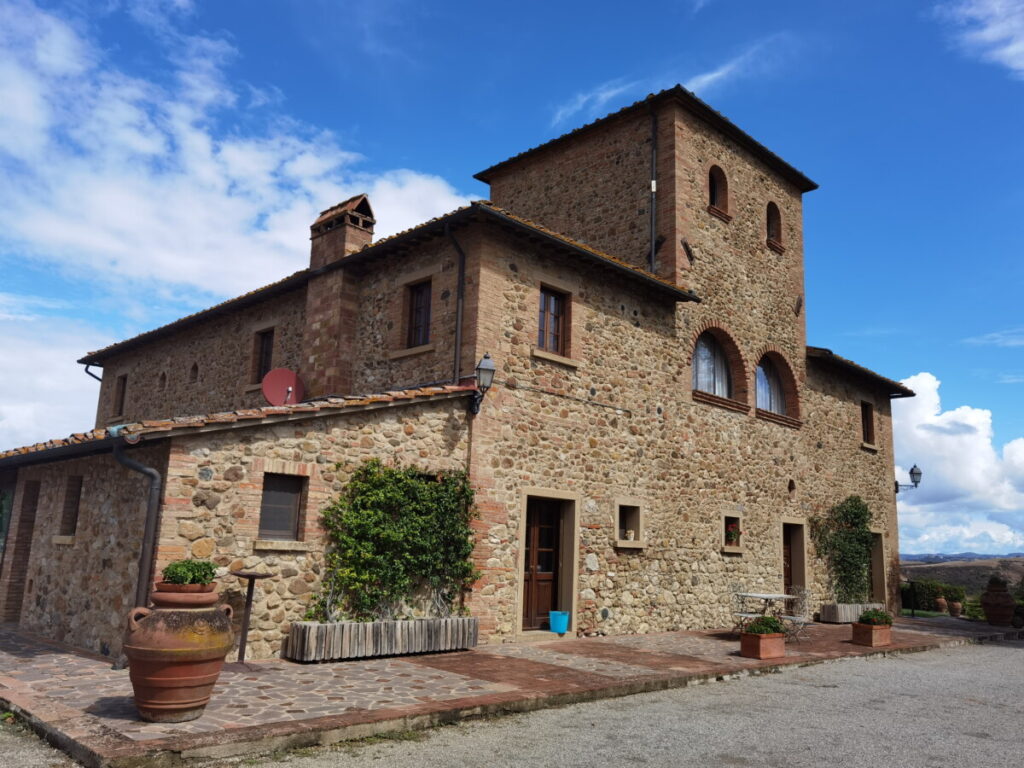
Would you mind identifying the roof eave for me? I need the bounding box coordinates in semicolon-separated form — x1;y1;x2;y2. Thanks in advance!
806;346;915;399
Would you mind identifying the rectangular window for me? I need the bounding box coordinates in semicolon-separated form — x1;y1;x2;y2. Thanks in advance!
406;280;432;348
252;328;275;383
59;476;83;536
537;287;568;355
616;503;642;546
861;401;875;445
723;515;742;550
258;473;305;540
113;374;128;417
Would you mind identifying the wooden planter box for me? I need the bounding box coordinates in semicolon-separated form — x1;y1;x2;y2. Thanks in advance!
851;622;891;647
740;632;786;660
285;617;479;662
819;602;884;624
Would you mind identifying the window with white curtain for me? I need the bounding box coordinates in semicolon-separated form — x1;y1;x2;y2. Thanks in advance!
693;333;731;398
756;357;786;415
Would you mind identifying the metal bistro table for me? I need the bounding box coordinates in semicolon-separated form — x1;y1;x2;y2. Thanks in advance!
735;592;795;617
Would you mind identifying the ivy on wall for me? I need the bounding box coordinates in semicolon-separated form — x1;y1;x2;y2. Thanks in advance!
810;495;874;603
308;459;478;622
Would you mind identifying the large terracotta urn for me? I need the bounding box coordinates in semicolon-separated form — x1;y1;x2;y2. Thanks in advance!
123;582;234;722
979;576;1016;627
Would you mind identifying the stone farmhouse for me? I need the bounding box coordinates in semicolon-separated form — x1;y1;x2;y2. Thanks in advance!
0;86;913;661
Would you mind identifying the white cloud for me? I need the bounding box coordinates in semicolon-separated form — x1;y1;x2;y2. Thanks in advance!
0;314;111;450
684;34;791;95
551;79;640;127
964;327;1024;346
0;0;470;299
893;371;1024;553
936;0;1024;78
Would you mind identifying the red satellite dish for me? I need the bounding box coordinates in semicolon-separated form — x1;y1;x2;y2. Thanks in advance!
261;368;305;406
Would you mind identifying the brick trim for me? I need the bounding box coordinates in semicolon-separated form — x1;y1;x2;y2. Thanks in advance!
692;389;751;414
755;408;802;429
688;322;749;404
752;346;801;419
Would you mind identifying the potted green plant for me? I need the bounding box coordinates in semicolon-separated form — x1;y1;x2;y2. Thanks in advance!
123;559;233;722
980;574;1016;626
740;616;786;659
851;608;892;647
810;496;884;623
945;584;965;618
725;522;742;546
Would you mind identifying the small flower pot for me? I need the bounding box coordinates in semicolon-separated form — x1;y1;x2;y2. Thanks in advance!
851;622;891;647
740;632;786;659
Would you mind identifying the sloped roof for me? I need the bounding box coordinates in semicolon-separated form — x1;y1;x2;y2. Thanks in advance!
806;346;915;398
475;85;818;193
0;385;475;469
80;201;698;365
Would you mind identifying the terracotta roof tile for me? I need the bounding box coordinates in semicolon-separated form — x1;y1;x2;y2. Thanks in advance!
0;385;477;466
806;346;915;398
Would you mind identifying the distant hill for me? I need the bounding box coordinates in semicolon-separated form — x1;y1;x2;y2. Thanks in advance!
900;552;1024;563
900;556;1024;597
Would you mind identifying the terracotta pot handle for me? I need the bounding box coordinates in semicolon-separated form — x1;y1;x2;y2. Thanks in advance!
128;607;153;632
221;604;233;620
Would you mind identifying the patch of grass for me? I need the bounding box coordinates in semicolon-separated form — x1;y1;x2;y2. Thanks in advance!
1;711;14;723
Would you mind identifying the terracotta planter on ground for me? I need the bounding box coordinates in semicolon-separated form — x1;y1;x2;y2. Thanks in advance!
980;580;1016;626
851;622;891;647
933;596;948;613
123;582;234;723
947;601;962;618
740;632;786;660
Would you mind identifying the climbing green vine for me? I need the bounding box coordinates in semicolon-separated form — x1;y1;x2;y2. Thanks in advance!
308;459;478;622
810;495;874;603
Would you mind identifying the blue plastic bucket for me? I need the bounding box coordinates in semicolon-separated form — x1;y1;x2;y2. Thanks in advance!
549;611;570;634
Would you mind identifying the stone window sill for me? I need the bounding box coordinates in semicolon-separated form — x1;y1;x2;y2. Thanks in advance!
253;539;313;552
767;239;786;254
721;544;744;555
692;389;749;414
51;535;74;546
707;204;732;223
388;343;435;360
614;539;645;549
861;442;879;453
531;347;579;368
755;408;802;429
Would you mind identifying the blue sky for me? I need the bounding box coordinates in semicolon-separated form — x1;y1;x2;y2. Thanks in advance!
1;0;1023;553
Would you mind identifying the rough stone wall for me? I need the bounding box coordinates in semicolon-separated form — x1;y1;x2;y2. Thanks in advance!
94;287;307;426
9;445;169;658
485;111;654;270
154;399;470;660
462;227;900;642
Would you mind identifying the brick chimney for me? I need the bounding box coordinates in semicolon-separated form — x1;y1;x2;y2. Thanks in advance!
301;194;375;398
309;194;375;269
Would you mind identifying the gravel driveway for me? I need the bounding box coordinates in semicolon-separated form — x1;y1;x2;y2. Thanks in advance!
3;641;1021;767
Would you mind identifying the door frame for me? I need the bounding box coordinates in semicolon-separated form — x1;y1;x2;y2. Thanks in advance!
868;527;887;605
779;517;808;594
515;488;580;638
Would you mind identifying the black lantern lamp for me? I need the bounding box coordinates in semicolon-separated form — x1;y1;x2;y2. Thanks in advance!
469;353;496;415
895;464;923;494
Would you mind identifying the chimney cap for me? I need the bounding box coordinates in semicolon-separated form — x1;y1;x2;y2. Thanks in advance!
313;194;375;229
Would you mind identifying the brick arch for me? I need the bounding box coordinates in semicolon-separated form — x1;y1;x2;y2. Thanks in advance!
708;165;729;213
688;322;749;404
753;347;800;419
766;201;782;244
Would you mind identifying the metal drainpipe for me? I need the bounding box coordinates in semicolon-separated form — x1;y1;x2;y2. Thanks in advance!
111;434;163;609
649;105;658;274
445;222;467;384
83;364;102;382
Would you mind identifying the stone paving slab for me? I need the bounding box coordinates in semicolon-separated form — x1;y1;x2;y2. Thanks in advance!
1;619;1020;767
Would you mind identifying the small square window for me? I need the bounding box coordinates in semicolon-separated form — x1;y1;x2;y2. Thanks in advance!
59;476;83;537
723;515;743;552
861;401;875;445
538;287;569;356
406;280;432;348
258;474;306;540
616;504;642;546
252;328;275;383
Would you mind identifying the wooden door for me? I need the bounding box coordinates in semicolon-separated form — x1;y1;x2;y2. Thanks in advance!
782;524;794;595
523;498;561;630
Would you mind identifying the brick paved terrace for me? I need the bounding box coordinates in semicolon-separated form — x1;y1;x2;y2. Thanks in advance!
0;619;1020;768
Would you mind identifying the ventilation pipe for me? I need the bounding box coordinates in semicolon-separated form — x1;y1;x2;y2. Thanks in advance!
649;105;658;273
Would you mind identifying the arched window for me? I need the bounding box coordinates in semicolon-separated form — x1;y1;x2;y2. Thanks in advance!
189;362;199;383
756;357;786;414
693;332;732;398
708;166;728;212
766;202;782;246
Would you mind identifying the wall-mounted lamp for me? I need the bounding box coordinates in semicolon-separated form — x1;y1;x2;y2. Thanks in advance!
895;464;922;494
469;353;496;415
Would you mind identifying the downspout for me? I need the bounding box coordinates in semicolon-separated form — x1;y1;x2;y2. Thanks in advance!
649;105;658;274
445;221;467;384
110;431;162;609
83;364;102;382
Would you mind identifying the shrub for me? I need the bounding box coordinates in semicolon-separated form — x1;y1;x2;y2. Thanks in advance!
162;559;216;585
745;616;786;635
963;598;985;621
900;579;949;611
308;459;478;622
810;496;874;603
858;608;893;625
987;573;1008;590
944;584;966;603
